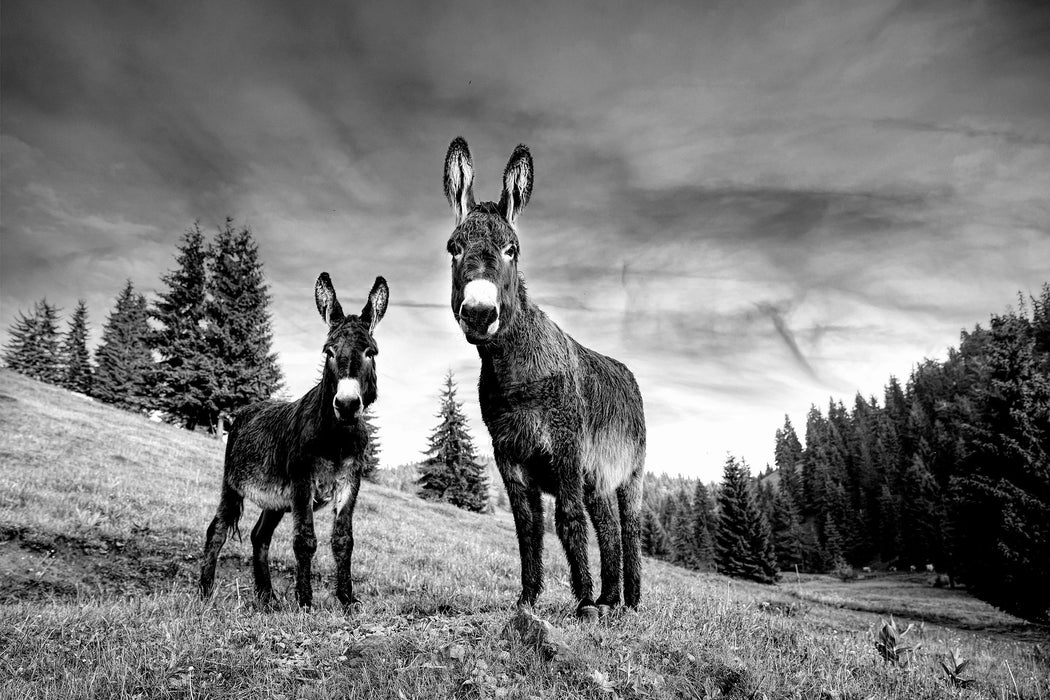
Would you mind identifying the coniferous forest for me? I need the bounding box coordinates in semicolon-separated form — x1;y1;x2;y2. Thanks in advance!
640;285;1050;622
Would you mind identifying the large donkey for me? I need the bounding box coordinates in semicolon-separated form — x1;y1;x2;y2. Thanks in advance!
442;137;646;620
199;272;389;611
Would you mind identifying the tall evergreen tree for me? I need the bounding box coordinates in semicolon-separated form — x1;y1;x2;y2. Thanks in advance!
93;281;154;411
418;372;488;512
2;299;61;382
774;415;804;501
692;480;716;567
206;219;283;429
950;292;1050;622
669;488;695;566
714;456;778;583
150;223;217;429
361;409;381;482
771;486;806;571
60;299;93;394
642;506;669;557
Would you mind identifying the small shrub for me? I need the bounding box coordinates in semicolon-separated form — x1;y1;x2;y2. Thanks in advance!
874;616;922;665
939;649;976;688
831;556;857;582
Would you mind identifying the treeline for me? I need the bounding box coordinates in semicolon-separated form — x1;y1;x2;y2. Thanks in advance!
643;285;1050;622
2;219;378;477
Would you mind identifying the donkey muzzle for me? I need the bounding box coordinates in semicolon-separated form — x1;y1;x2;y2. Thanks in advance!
333;378;362;421
459;279;500;342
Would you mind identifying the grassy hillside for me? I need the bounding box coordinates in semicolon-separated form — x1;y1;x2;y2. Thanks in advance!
0;369;1046;699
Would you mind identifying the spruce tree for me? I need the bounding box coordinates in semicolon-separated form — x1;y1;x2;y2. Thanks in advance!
692;480;716;567
641;507;669;557
2;299;61;382
774;415;804;501
150;223;216;430
669;488;695;566
771;486;806;571
93;281;154;411
418;372;488;512
950;292;1050;622
361;409;381;482
714;456;778;583
60;300;93;394
206;218;283;429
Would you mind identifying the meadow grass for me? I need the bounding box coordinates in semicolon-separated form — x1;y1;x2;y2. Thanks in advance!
1;369;1047;699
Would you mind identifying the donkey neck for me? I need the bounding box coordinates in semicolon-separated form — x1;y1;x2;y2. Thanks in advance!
297;368;342;433
477;282;572;384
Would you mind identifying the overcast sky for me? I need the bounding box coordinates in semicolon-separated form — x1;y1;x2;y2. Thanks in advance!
3;0;1049;480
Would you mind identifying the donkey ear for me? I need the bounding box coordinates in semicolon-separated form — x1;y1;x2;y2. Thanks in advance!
444;137;475;225
361;275;389;334
315;272;345;327
498;144;533;226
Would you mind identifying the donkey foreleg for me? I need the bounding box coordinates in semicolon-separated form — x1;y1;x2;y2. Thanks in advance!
554;468;596;619
584;485;623;614
290;483;318;609
251;509;284;608
332;476;362;611
501;464;544;607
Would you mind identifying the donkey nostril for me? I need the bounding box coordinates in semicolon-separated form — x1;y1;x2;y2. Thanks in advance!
335;396;361;416
462;303;497;331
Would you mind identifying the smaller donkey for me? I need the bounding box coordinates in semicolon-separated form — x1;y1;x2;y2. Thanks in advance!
199;272;389;611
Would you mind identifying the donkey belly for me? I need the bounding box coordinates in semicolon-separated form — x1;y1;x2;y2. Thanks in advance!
233;457;352;512
580;427;642;495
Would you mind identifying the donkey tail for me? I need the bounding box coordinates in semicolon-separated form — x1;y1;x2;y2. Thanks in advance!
218;480;244;543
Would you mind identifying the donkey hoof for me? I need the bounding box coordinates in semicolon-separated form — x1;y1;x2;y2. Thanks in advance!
597;604;614;619
577;605;599;622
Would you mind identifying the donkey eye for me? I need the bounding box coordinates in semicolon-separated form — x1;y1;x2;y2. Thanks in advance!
447;241;463;258
365;348;377;358
503;244;518;258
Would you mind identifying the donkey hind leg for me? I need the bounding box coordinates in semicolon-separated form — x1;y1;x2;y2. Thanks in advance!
584;484;623;615
332;475;363;611
251;509;284;608
291;483;318;609
501;462;545;607
617;471;644;609
554;468;596;620
199;482;243;599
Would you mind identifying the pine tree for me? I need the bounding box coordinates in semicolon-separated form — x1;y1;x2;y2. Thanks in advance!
418;372;488;512
821;512;844;569
641;506;669;557
774;415;804;501
771;486;806;571
60;299;93;394
714;456;778;583
361;409;381;482
206;219;283;430
150;223;217;430
669;488;695;566
692;480;716;567
950;292;1050;622
93;281;154;411
2;299;61;382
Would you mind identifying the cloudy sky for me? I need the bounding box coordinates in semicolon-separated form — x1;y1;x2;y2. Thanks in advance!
2;0;1048;480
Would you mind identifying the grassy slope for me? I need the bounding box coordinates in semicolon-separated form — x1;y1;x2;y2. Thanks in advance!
0;370;1046;699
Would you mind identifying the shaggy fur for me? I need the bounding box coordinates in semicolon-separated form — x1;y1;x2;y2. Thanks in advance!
198;273;388;610
443;137;646;618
